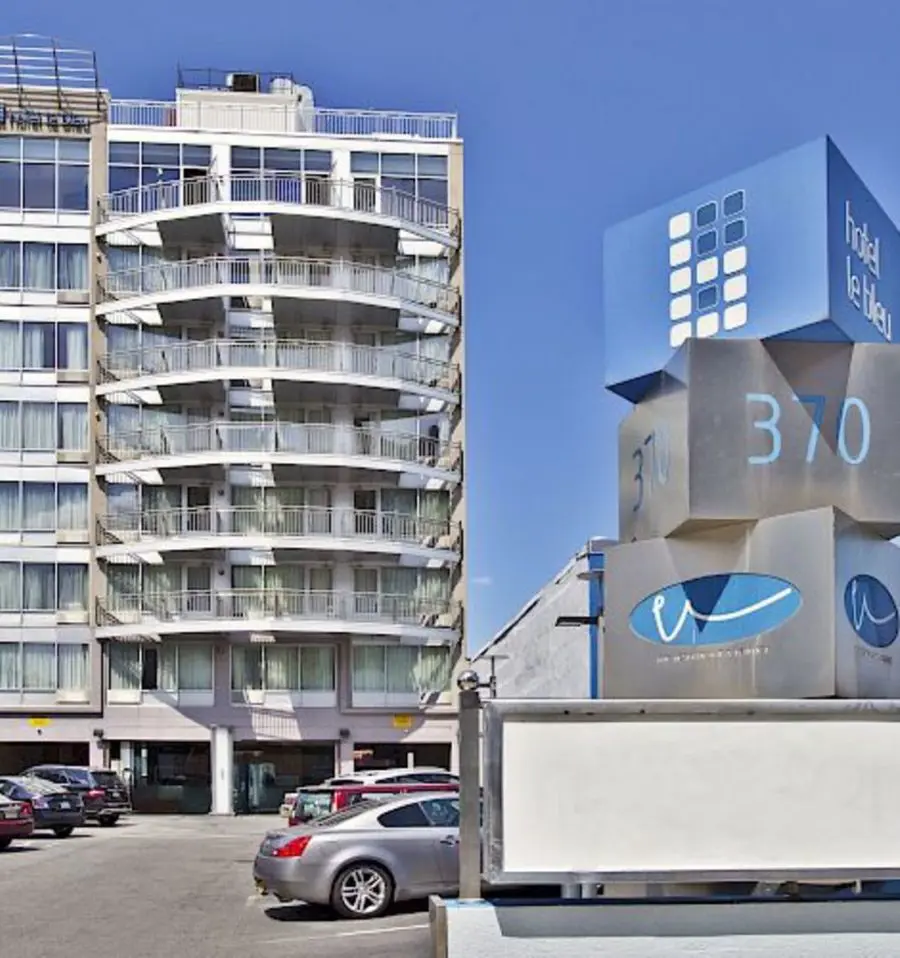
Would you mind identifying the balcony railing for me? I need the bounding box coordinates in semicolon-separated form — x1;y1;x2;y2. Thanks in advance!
96;590;453;627
97;505;456;549
98;338;459;394
108;100;458;139
97;175;459;238
98;256;459;318
96;421;460;473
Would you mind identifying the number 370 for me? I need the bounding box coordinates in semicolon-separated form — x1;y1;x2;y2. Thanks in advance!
746;392;871;466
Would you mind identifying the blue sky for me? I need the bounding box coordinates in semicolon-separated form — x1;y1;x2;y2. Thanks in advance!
8;0;900;650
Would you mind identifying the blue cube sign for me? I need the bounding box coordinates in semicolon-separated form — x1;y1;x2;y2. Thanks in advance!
603;137;900;402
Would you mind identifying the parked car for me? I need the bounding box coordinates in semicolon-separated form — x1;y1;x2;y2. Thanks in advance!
0;792;34;849
254;792;463;919
0;775;85;837
23;766;131;826
325;766;459;787
289;781;460;827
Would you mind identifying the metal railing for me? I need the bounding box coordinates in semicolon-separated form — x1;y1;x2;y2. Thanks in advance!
97;174;459;238
96;589;453;626
96;421;460;473
98;256;459;318
97;505;456;548
98;338;459;394
108;100;458;139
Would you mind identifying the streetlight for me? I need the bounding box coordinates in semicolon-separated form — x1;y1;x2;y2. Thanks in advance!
457;667;493;900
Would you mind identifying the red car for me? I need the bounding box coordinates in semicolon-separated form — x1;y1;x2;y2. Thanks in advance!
289;781;458;826
0;793;34;849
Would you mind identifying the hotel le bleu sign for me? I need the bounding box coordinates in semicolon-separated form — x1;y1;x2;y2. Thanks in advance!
0;103;90;132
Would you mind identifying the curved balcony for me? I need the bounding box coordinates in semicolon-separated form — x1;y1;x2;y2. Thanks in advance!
96;256;459;331
96;421;461;487
95;590;458;641
96;505;459;565
96;175;460;251
96;339;460;408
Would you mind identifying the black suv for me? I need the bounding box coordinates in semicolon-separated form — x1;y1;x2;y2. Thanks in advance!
24;766;131;826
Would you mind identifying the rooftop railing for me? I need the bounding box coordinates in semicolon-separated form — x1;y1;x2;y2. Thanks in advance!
97;505;457;549
98;256;459;319
96;589;455;627
108;100;458;139
98;338;459;395
97;175;459;241
96;421;461;474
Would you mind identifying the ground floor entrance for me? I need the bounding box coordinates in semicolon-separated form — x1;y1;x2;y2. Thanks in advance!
233;742;334;814
0;741;89;774
118;741;212;814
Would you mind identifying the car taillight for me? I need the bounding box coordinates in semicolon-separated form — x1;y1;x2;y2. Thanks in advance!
86;789;104;799
271;835;312;858
19;801;33;819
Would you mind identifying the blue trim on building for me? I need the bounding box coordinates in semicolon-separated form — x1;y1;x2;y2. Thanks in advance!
587;549;605;699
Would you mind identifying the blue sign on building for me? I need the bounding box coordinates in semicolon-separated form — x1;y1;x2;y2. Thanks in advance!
603;137;900;403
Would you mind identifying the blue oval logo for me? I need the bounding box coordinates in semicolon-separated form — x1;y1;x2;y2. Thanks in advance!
844;574;898;649
629;573;802;647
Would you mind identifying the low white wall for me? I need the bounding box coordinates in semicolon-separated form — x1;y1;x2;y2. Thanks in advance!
437;899;900;958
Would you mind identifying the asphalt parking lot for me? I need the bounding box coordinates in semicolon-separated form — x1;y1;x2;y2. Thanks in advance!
0;815;431;958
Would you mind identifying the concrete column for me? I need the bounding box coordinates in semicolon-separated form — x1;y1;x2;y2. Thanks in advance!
336;737;354;775
89;737;107;769
210;725;234;815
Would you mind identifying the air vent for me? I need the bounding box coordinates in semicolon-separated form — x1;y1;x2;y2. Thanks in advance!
229;73;259;93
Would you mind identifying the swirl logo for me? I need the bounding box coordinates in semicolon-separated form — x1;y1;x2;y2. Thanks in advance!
629;572;802;647
844;575;898;649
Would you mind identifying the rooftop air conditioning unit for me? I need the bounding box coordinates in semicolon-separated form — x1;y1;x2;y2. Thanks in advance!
228;73;259;93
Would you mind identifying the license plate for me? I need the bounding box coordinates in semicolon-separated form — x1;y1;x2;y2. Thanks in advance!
59;801;70;810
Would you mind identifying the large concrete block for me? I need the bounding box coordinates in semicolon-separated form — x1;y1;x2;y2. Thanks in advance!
603;506;900;699
619;337;900;542
604;136;900;403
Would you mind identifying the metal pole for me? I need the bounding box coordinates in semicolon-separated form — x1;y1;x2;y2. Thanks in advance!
458;686;482;900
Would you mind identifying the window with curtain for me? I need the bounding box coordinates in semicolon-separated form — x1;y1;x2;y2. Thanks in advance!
58;484;88;530
0;402;19;449
57;565;88;611
0;321;19;369
0;321;87;371
0;242;21;289
58;403;88;451
57;644;89;691
231;645;334;693
231;646;263;690
23;243;55;290
352;644;386;692
177;645;213;690
0;563;20;611
351;644;451;696
22;403;55;451
0;482;87;532
109;643;140;690
23;564;55;611
0;642;19;689
22;483;55;530
23;643;55;689
0;562;87;612
0;242;88;291
0;482;17;530
301;646;335;691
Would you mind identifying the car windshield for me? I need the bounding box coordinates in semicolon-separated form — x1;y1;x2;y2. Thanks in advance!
65;768;94;785
312;800;382;827
293;790;334;821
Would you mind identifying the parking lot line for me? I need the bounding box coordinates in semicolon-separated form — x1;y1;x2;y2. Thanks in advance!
262;921;429;944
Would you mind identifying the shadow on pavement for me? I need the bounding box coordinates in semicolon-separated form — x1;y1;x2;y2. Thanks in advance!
264;898;428;923
1;844;41;853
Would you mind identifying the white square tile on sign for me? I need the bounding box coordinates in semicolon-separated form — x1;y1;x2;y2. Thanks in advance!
669;293;692;321
669;239;692;267
696;312;719;338
668;212;691;240
670;321;692;348
723;245;747;275
723;302;748;329
669;266;692;294
695;256;718;285
723;274;747;302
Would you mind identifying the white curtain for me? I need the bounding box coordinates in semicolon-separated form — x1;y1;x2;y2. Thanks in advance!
22;403;54;451
22;643;55;689
0;642;19;689
265;646;298;691
23;564;55;610
56;244;88;291
386;645;418;693
0;243;20;289
0;482;18;530
0;321;20;369
23;243;55;290
159;644;178;691
0;402;19;449
300;646;334;691
23;323;53;369
109;643;140;690
58;484;88;531
352;645;385;692
57;644;88;691
22;483;55;530
414;646;451;695
0;563;20;611
178;645;212;691
58;323;88;371
57;565;87;611
231;646;262;690
58;404;88;451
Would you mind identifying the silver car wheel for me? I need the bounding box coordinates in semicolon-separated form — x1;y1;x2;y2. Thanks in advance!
339;866;388;915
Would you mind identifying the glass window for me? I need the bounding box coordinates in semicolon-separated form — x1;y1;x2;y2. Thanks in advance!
141;143;180;166
58;565;87;611
22;163;56;209
304;150;332;172
420;797;460;827
22;484;55;530
231;146;261;170
57;165;89;211
22;139;56;161
182;145;211;168
377;802;430;828
231;646;263;690
418;178;448;207
263;148;303;171
57;323;88;370
109;142;140;165
23;323;54;369
0;138;21;160
0;402;19;449
58;644;89;691
417;155;448;176
23;403;55;450
58;139;90;162
23;243;56;290
24;564;56;611
57;245;88;290
350;152;379;174
381;154;415;175
0;243;19;288
0;322;20;370
22;643;55;689
0;563;20;611
178;645;213;690
0;483;18;530
301;646;335;691
0;162;21;208
108;166;139;193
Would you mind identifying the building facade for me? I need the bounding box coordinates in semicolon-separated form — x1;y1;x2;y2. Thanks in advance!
0;38;465;814
472;538;609;699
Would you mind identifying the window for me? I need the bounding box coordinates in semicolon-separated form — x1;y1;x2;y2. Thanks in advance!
0;481;87;532
350;152;448;223
351;644;452;698
0;562;87;612
0;642;89;693
229;146;332;205
0;137;89;211
230;645;335;696
420;797;460;827
0;401;88;452
107;141;212;210
0;241;88;291
108;643;213;693
377;802;430;828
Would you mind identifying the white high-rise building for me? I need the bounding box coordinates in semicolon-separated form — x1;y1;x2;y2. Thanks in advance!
0;37;464;814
